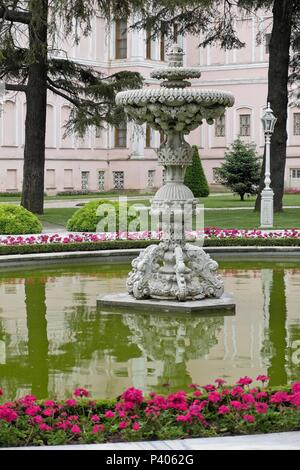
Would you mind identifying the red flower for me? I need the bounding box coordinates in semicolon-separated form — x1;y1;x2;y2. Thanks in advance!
92;424;105;433
0;388;3;397
73;388;90;398
243;414;255;423
70;425;81;434
91;414;100;423
39;423;52;432
121;387;144;404
132;422;140;431
218;405;230;415
236;377;253;386
119;421;128;429
256;375;270;383
208;392;222;403
255;402;268;414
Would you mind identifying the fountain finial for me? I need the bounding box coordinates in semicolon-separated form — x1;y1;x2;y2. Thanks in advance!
167;44;184;68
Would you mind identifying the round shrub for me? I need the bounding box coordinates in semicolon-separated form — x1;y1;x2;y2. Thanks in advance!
67;199;135;232
0;204;42;235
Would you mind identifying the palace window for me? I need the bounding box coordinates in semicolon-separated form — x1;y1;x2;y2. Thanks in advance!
114;122;127;148
81;171;90;191
215;115;226;137
145;124;151;148
115;20;127;59
160;32;165;61
98;171;105;191
293;113;300;135
146;28;152;59
291;169;300;179
113;171;124;190
148;170;156;187
239;114;251;137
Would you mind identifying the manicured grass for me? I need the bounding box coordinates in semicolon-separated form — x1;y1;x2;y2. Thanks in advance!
38;208;77;227
37;206;300;230
200;193;300;208
204;208;300;229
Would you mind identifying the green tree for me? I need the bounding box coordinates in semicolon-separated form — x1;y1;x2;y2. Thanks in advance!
184;145;209;197
214;139;261;201
0;1;142;214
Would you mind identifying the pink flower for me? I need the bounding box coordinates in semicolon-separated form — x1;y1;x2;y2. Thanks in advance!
290;393;300;407
39;423;52;432
230;386;244;397
132;422;140;431
193;390;202;397
33;415;43;424
218;405;230;415
44;400;55;407
215;378;226;387
43;408;54;417
270;392;290;404
74;388;90;398
255;402;268;414
104;410;115;419
236;377;253;386
203;384;216;392
92;424;105;433
243;414;255;423
65;399;77;407
70;425;81;434
119;421;128;429
292;382;300;394
208;392;222;403
91;414;100;423
176;414;190;422
256;375;270;383
121;387;144;404
256;392;268;400
242;394;255;404
230;401;243;410
25;405;41;417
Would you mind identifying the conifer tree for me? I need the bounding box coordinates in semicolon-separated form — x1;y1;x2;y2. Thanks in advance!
184;146;209;198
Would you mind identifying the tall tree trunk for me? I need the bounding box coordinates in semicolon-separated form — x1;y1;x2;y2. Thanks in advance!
255;0;293;213
21;0;48;214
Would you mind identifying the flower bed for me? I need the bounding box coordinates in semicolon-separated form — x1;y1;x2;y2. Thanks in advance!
0;377;299;447
1;228;300;247
0;229;300;256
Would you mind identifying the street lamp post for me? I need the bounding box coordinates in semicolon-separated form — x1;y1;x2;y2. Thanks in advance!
260;102;277;228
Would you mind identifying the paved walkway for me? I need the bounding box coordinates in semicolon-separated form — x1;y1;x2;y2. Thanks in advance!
7;432;300;450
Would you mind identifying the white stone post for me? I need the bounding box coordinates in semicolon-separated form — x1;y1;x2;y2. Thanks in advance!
260;103;277;229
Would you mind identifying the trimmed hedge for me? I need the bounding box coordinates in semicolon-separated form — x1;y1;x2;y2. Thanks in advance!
0;238;300;256
0;205;42;235
66;199;137;232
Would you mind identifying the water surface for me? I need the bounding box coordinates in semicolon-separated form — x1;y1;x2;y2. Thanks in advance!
0;260;299;400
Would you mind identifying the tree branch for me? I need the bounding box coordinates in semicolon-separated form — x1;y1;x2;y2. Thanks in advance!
0;6;31;24
5;83;27;92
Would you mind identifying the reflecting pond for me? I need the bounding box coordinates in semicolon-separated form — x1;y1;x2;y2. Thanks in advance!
0;260;300;400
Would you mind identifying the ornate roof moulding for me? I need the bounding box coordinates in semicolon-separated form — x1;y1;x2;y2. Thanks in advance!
113;44;235;306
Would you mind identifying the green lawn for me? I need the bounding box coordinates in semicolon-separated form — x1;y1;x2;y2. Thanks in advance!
38;208;77;227
203;208;300;229
199;193;300;208
38;206;300;230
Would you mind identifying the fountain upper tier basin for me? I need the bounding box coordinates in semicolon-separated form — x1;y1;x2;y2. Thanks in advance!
116;88;235;133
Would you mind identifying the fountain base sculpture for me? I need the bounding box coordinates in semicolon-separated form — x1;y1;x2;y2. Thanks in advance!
98;45;235;313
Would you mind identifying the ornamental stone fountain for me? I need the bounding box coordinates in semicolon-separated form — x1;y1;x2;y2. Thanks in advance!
98;45;235;313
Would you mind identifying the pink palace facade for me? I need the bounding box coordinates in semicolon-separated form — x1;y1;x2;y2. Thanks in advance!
1;11;300;194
